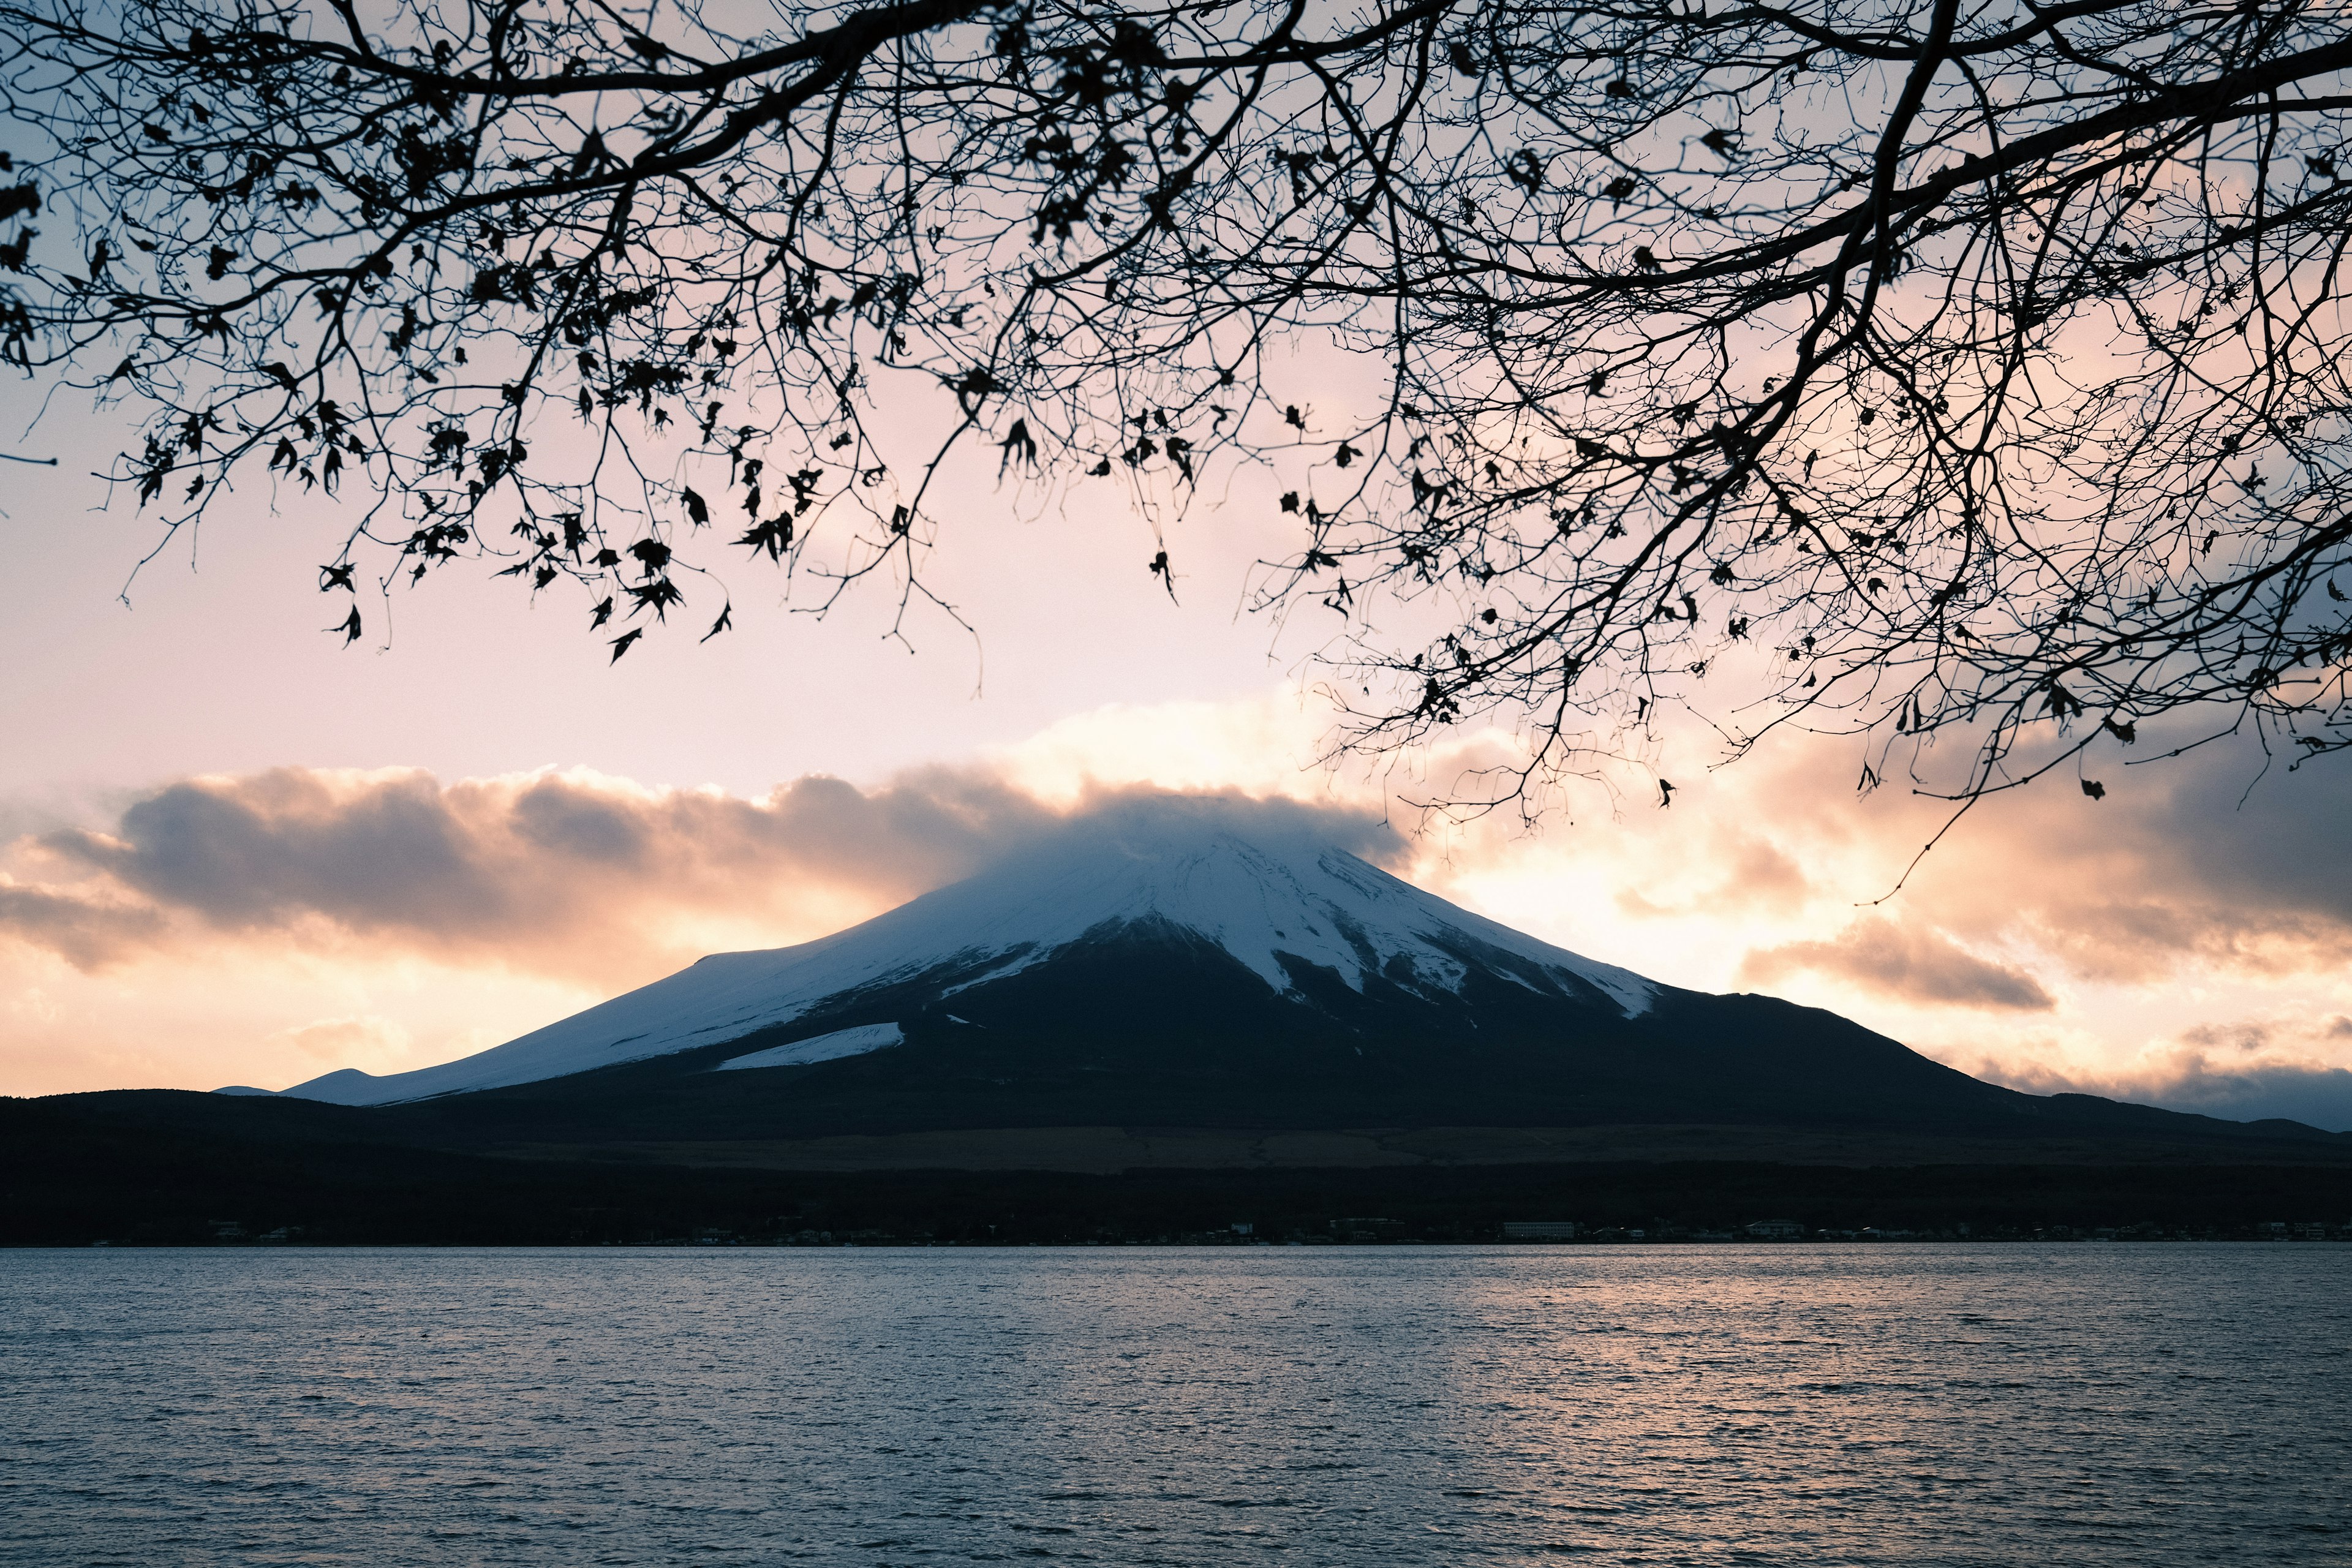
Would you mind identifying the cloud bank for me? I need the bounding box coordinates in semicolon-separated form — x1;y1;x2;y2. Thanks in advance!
0;766;1397;990
6;766;1037;984
1972;1019;2352;1132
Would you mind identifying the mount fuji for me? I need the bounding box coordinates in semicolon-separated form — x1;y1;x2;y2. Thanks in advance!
225;796;2336;1153
260;797;1657;1106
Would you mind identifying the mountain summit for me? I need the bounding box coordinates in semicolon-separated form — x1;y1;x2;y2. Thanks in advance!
268;797;1651;1107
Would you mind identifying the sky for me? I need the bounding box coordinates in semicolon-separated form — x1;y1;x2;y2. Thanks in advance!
4;369;2352;1130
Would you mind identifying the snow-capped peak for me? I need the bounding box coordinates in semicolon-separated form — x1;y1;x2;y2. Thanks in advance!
260;796;1653;1106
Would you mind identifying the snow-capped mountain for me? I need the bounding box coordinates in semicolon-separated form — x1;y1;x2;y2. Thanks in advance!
221;795;2334;1152
260;799;1655;1107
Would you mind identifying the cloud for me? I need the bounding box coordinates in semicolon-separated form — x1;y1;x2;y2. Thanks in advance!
0;767;1396;991
1599;720;2352;993
2021;758;2352;976
1971;1019;2352;1133
1612;829;1813;921
0;882;167;970
1738;916;2056;1011
1910;750;2352;982
276;1014;412;1066
6;764;1057;982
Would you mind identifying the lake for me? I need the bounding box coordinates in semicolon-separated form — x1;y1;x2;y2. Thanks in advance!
2;1245;2346;1564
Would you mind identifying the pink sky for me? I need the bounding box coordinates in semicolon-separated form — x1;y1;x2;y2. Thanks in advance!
4;379;2350;1128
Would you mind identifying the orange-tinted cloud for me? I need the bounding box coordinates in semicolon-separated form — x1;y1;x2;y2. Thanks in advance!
1738;916;2056;1011
10;766;1050;982
1671;723;2352;990
0;883;167;970
1;766;1398;990
1970;1017;2352;1129
1903;752;2352;982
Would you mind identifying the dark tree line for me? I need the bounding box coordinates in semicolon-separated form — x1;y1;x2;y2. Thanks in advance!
1;0;2348;813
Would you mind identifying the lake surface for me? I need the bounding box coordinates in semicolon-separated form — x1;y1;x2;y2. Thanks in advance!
2;1245;2346;1565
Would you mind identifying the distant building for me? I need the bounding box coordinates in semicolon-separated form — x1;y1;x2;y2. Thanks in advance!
1502;1222;1580;1240
1746;1219;1804;1239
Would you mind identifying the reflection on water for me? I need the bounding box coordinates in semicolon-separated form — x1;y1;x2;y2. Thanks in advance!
2;1245;2346;1565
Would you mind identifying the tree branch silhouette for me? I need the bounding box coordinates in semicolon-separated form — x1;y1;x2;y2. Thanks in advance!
0;0;2344;809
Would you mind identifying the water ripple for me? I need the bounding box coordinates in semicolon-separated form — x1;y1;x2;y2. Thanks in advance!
1;1245;2346;1565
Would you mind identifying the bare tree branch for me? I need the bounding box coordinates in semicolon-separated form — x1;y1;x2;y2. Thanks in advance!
0;0;2343;810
